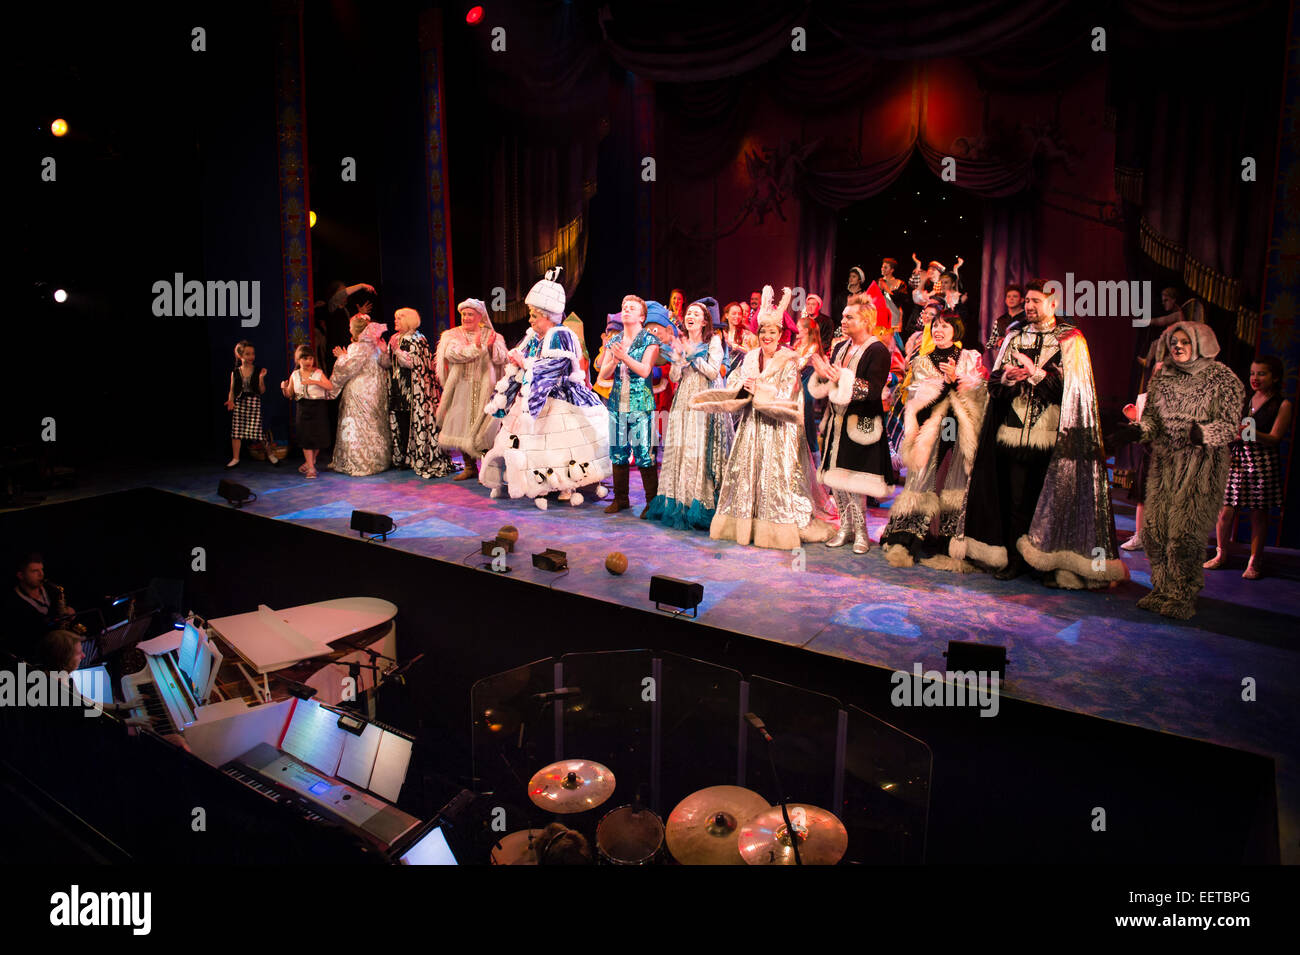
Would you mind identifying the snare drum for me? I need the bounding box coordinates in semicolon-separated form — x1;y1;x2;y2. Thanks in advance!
596;805;665;865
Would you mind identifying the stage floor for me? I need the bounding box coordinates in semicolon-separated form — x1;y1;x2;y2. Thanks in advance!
26;459;1300;862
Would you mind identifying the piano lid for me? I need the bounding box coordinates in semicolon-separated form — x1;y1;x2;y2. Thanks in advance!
207;598;398;674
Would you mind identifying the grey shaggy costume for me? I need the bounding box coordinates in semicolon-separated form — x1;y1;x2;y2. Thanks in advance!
1137;322;1244;619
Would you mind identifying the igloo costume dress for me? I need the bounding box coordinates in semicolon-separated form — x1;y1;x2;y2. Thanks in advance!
479;268;612;510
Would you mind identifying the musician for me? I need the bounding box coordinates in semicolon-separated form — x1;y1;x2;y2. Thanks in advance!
534;822;593;865
30;629;84;672
2;552;73;662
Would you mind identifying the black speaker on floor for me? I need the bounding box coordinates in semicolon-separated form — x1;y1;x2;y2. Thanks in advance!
217;480;255;508
944;640;1007;679
650;575;703;617
351;510;394;541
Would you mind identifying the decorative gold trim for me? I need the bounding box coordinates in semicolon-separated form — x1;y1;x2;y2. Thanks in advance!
1139;216;1185;271
1236;305;1260;346
1184;255;1242;310
1114;165;1144;204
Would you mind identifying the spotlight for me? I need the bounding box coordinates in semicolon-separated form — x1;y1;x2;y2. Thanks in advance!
217;479;255;508
53;289;68;304
944;641;1008;680
351;509;394;541
649;575;703;618
466;5;484;24
51;118;68;137
531;549;568;572
309;210;317;228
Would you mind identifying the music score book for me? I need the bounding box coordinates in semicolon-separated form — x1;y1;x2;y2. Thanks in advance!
279;698;412;802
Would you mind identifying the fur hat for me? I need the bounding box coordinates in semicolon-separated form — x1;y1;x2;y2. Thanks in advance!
525;267;566;321
643;300;673;330
691;296;721;328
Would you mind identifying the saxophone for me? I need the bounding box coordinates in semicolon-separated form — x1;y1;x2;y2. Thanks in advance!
49;582;87;635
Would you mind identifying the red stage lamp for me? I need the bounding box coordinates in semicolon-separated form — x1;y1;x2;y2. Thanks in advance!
466;6;484;25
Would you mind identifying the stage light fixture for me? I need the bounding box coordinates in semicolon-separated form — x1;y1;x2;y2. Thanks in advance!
309;210;317;228
217;479;255;508
53;289;68;303
531;549;568;572
649;575;703;618
944;641;1007;680
51;118;68;137
466;6;484;24
351;509;395;541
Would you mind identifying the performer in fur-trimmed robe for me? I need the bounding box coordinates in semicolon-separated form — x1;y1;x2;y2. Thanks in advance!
1114;322;1243;618
882;310;987;568
388;308;458;478
954;279;1126;589
479;268;611;510
693;286;835;549
808;292;896;554
436;298;508;481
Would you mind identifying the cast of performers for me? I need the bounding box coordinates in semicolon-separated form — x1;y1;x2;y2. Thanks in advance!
808;293;897;554
693;286;835;550
1117;323;1243;618
388;308;458;479
880;310;987;567
479;268;611;510
436;298;509;481
330;315;392;477
953;279;1126;589
279;344;335;479
644;297;735;530
596;295;662;515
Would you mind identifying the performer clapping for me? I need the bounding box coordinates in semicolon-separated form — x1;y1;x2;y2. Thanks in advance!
808;293;896;554
881;311;987;568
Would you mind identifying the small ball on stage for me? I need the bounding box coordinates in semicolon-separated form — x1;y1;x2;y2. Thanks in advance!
497;525;519;544
605;552;628;575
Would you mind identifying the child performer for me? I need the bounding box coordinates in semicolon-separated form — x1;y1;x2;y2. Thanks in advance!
224;341;279;467
1207;354;1293;579
596;295;661;514
280;345;334;478
645;297;734;530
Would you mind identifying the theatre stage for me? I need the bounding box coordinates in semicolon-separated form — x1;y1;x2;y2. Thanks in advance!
46;460;1300;861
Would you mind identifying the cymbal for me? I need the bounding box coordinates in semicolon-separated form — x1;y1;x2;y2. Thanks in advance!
490;829;544;865
528;759;616;813
666;786;771;865
738;804;848;866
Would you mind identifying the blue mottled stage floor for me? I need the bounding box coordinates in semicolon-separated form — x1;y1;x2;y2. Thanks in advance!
37;459;1300;861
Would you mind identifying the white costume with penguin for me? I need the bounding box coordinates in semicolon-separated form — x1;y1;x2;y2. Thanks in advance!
479;268;611;510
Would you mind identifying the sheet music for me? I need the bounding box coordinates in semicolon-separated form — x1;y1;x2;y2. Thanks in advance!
336;723;383;790
177;622;202;683
369;731;413;803
280;699;344;776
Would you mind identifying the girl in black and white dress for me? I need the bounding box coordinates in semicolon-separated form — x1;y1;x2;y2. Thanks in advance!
224;341;280;468
280;345;334;478
1207;355;1293;579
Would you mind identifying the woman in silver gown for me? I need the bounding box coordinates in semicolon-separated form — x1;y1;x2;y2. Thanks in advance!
692;286;835;550
329;315;392;476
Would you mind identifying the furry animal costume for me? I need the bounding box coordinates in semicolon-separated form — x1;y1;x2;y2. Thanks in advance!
1136;322;1243;619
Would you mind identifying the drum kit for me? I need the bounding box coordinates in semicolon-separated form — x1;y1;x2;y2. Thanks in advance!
491;758;848;865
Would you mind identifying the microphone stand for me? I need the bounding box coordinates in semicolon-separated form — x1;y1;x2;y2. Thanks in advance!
746;713;802;865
